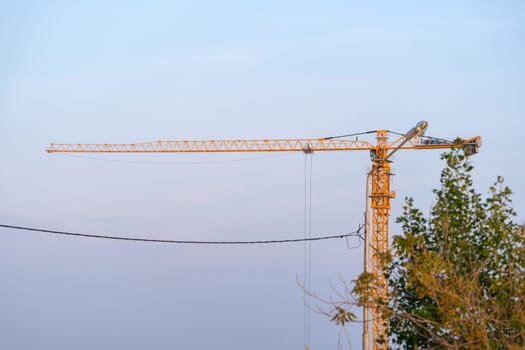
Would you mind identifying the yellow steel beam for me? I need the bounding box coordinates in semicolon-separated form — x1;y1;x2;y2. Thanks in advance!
46;136;480;154
47;139;374;153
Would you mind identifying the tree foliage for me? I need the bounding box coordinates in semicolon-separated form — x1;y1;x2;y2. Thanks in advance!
331;146;525;349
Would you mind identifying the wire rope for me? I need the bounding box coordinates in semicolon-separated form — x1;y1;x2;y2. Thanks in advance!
53;152;290;165
385;130;404;137
387;130;453;144
303;153;314;349
322;130;376;140
303;155;308;349
308;153;313;348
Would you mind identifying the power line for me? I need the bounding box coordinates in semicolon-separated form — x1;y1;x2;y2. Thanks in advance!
0;224;361;245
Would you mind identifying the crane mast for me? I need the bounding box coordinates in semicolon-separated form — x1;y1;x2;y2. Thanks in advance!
365;130;393;349
47;122;481;350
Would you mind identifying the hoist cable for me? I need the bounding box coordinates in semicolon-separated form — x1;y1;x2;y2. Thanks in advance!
303;153;314;349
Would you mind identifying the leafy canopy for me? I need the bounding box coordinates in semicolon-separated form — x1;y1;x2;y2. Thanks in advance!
331;145;524;349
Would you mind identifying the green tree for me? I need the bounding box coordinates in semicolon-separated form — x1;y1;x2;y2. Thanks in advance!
330;146;525;349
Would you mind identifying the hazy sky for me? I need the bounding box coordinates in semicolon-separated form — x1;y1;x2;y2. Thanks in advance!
1;1;524;349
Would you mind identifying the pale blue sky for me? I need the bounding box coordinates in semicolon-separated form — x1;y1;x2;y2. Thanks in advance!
1;1;524;349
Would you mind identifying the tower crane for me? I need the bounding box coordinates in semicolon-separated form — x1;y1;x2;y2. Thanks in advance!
47;121;481;350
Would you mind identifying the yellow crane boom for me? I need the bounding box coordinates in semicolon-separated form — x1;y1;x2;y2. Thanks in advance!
47;122;481;350
47;135;480;154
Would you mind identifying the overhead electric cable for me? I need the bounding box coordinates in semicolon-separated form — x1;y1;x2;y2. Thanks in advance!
0;224;360;245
